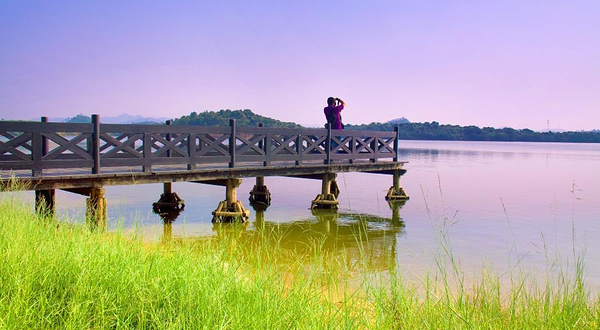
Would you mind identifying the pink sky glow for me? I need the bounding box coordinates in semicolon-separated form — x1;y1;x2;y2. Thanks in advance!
1;1;599;130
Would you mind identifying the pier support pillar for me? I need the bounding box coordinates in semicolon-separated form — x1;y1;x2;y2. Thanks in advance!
212;178;250;223
249;176;271;209
311;173;339;210
153;182;185;213
86;187;106;229
35;189;55;217
385;169;409;201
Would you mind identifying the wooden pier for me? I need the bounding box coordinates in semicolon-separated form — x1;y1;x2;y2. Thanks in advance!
0;115;409;224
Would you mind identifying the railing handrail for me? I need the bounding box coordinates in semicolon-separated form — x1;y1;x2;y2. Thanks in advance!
0;116;401;176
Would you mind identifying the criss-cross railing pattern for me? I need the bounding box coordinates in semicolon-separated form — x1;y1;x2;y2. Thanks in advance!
0;118;400;176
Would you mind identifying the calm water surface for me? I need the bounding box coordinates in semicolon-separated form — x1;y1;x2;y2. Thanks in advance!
30;141;600;288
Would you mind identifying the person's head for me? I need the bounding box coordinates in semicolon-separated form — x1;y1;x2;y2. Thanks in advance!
327;97;336;106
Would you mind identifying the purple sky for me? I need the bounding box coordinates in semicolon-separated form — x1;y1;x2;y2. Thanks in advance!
1;1;599;130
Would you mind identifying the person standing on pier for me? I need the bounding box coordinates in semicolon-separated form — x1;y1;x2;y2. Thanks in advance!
324;97;345;130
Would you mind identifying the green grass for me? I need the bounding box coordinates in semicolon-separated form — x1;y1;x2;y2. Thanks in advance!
0;197;598;329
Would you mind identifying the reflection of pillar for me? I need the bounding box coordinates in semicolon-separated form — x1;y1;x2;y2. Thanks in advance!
311;173;339;209
212;222;249;242
35;189;55;217
254;210;265;231
385;169;409;201
249;176;271;209
163;220;173;243
153;182;185;213
86;187;107;230
311;210;339;222
157;208;181;243
212;178;250;223
387;200;407;226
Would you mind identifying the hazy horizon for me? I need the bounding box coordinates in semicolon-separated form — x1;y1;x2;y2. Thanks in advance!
1;1;598;131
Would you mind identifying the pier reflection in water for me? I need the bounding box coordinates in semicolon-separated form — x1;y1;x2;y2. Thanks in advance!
158;201;406;273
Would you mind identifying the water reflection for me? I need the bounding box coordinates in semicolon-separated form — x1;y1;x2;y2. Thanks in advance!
161;201;406;273
155;208;182;244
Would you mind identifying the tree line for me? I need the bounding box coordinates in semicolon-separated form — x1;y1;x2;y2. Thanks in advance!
346;121;600;143
60;110;600;143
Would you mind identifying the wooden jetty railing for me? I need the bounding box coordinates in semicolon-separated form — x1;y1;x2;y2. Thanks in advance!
0;116;401;176
0;115;409;224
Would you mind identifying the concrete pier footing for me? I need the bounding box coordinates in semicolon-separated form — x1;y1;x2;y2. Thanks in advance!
212;178;250;223
153;182;185;213
249;176;271;209
311;173;339;210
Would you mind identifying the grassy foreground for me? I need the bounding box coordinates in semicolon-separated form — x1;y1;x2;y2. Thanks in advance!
0;198;598;329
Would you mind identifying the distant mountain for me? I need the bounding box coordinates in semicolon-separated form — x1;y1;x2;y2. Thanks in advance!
386;117;410;124
172;109;302;128
102;114;170;124
64;115;91;123
62;114;169;124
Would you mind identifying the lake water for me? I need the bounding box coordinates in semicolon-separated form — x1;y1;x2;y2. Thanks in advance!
21;140;600;289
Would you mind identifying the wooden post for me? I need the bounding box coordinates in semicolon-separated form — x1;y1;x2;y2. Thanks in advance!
394;126;400;162
229;119;236;168
92;114;100;174
370;137;378;162
349;136;356;164
325;123;332;165
264;128;271;167
32;117;48;177
258;123;267;167
87;187;106;229
143;132;151;172
258;123;264;150
35;189;55;217
165;120;172;158
188;131;197;170
296;134;302;166
164;182;172;195
41;116;48;157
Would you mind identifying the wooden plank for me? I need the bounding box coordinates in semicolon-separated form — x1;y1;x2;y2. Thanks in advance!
7;162;405;190
0;122;92;133
188;133;197;170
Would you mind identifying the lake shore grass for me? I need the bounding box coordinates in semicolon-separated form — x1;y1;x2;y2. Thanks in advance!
1;198;599;329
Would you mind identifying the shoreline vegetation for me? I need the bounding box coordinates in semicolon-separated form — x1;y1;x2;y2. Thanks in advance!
1;198;598;329
59;110;600;143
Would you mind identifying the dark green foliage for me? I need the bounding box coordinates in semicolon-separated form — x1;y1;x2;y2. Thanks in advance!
346;121;600;143
64;114;91;123
173;109;302;128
